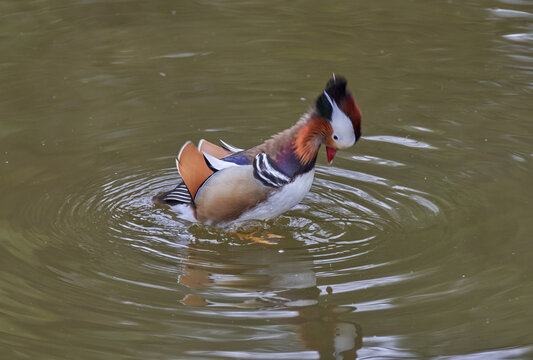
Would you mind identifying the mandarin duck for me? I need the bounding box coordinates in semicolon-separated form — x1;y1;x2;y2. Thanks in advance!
153;76;362;226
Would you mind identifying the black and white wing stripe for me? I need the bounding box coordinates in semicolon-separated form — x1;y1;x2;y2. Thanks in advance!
153;182;192;205
253;153;291;187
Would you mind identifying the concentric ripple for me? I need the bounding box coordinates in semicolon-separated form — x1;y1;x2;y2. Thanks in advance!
13;144;453;275
3;138;526;359
1;128;470;359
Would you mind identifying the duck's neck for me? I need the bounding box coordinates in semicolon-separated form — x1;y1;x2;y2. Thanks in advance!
263;114;328;177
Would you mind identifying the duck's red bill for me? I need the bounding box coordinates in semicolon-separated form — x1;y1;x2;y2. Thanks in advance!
326;146;337;165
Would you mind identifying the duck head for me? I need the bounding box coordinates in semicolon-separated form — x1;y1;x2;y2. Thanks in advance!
316;77;362;164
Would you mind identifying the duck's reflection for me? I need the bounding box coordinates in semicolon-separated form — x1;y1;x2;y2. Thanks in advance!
178;233;363;359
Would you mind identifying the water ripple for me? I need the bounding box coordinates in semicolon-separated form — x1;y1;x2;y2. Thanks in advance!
3;147;454;359
364;135;438;149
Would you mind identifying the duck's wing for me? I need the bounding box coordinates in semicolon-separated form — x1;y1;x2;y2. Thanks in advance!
153;141;209;205
198;139;233;159
193;152;293;223
197;139;246;159
153;140;247;206
177;141;215;200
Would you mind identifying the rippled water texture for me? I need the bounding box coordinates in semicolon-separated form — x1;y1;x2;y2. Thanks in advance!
1;1;533;359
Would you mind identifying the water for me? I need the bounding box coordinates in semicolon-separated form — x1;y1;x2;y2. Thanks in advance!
1;0;532;359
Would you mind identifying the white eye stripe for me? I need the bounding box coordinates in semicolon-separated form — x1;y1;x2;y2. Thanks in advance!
323;91;355;148
323;91;334;107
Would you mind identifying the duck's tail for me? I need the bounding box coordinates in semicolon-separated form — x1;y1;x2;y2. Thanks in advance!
152;182;192;206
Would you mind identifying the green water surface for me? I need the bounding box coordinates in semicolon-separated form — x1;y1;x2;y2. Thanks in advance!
1;1;532;359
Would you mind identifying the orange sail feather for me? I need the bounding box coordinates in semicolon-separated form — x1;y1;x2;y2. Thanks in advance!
177;141;214;200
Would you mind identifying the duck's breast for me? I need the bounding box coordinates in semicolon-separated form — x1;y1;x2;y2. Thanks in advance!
235;169;315;223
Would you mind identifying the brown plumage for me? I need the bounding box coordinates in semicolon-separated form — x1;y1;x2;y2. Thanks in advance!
198;139;233;159
177;141;214;199
237;113;330;166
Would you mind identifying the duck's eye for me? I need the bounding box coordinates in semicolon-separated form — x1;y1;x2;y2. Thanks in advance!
333;135;339;141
